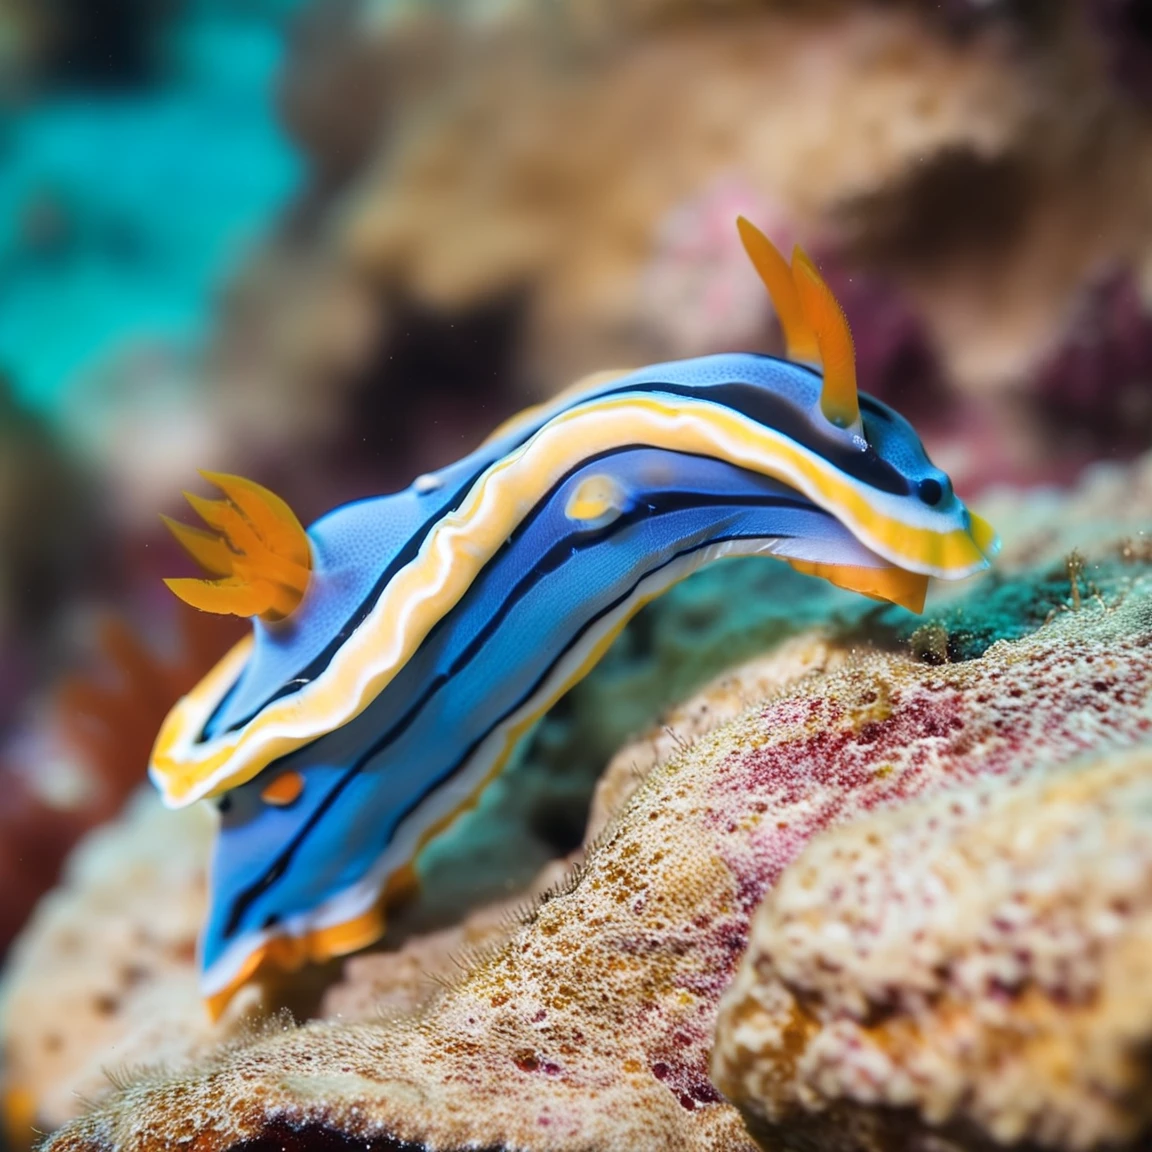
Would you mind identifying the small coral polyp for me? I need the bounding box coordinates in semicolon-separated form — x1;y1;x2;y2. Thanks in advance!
151;219;996;1015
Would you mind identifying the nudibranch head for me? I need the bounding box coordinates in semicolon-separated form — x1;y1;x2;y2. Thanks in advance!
149;217;998;1017
732;214;998;583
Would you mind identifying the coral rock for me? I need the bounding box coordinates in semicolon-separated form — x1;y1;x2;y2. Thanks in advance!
712;742;1152;1150
35;539;1152;1152
15;435;1152;1151
0;794;244;1145
0;562;849;1139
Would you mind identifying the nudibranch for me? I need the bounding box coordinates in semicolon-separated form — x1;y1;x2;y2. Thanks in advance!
151;218;999;1017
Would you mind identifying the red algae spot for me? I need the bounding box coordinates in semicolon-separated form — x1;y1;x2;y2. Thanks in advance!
649;1050;724;1113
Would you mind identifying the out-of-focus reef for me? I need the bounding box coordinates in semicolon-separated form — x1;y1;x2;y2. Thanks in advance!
276;0;1152;485
0;379;92;660
0;0;39;94
0;0;300;966
0;610;243;955
0;0;177;93
2;448;1150;1151
86;0;1152;522
0;0;301;488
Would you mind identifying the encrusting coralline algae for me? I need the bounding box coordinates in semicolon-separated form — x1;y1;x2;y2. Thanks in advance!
714;740;1152;1150
0;452;1148;1151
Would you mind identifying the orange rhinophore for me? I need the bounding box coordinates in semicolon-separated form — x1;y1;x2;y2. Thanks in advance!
163;472;312;622
736;216;861;434
790;246;859;432
735;216;820;364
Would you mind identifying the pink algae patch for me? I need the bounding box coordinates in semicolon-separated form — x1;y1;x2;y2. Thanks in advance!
710;634;1152;914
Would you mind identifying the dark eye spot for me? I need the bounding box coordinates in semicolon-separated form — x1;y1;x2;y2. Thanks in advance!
918;478;944;506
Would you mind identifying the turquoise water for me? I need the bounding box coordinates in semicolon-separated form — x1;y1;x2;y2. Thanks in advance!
0;6;303;415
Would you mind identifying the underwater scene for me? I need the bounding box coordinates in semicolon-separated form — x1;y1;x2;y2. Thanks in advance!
2;2;1152;1150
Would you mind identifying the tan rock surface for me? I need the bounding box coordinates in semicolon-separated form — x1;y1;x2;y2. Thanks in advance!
0;795;252;1142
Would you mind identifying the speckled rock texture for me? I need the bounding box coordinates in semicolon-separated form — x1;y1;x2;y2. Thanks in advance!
712;742;1152;1152
11;446;1152;1152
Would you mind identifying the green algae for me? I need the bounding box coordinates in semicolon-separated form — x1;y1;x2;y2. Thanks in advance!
871;552;1129;664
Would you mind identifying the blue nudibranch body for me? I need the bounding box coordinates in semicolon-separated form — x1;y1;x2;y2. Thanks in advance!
151;219;999;1015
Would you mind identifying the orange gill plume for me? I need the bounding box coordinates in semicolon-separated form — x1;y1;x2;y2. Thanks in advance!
736;216;862;434
162;472;312;622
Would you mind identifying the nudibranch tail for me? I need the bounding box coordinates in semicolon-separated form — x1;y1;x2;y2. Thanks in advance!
162;472;312;623
790;246;861;433
736;215;820;363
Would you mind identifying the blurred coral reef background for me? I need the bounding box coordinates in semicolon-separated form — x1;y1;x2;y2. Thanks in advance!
2;0;1152;1148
